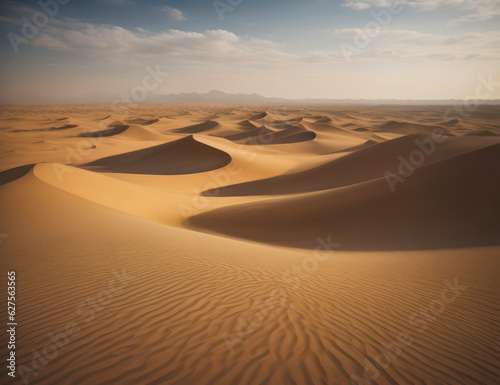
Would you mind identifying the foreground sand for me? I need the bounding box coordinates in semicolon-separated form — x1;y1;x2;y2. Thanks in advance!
0;103;499;385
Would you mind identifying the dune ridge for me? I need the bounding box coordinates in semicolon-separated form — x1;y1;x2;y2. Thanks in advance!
82;135;232;175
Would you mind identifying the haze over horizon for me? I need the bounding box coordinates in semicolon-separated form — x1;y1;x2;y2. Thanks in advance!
1;0;499;104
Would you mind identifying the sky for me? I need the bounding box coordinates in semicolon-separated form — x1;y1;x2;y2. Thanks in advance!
0;0;499;104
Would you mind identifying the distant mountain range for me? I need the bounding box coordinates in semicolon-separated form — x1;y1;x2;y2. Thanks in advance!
149;90;500;105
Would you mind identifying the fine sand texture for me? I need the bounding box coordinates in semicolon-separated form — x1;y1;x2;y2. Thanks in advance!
0;103;499;385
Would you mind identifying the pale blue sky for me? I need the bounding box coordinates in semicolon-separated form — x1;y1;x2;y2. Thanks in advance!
0;0;499;104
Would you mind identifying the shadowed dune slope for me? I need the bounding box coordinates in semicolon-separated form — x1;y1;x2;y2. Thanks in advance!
173;120;219;133
192;144;500;250
242;124;316;145
374;121;451;135
204;133;499;196
0;164;34;186
80;122;167;140
80;123;129;137
125;117;160;125
464;129;499;136
82;135;232;174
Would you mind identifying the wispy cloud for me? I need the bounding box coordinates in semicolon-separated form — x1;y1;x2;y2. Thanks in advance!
343;0;500;24
156;5;187;21
1;3;498;67
343;0;392;10
331;28;500;61
20;16;499;65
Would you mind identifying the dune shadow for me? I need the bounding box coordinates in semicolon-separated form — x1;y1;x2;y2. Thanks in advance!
0;164;34;186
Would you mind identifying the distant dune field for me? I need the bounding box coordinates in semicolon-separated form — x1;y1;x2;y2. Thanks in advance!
0;104;498;385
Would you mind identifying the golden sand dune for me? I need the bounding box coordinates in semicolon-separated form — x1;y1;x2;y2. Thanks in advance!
81;122;167;141
82;135;232;174
190;143;500;250
240;124;316;145
0;103;499;385
173;120;220;134
202;133;500;196
373;121;448;135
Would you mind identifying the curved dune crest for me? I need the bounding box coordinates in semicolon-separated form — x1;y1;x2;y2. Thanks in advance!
192;144;500;250
464;129;499;136
49;124;78;130
248;111;268;120
240;124;317;145
0;164;34;186
125;117;160;125
223;126;273;141
82;135;232;175
80;122;166;140
316;116;333;123
173;120;219;134
30;163;191;226
204;133;497;196
81;123;130;137
236;119;262;129
374;120;451;135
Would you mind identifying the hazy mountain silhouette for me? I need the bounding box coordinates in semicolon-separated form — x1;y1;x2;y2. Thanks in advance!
150;90;500;105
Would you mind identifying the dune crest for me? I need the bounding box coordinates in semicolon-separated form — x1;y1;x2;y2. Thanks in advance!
82;135;232;174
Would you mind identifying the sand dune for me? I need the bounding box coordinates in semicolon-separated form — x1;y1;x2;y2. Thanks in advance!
0;103;498;385
81;122;167;141
173;120;220;134
243;124;316;145
0;163;34;186
464;129;499;136
191;143;500;250
204;133;499;196
374;120;451;135
235;119;262;129
82;135;232;174
81;123;130;137
125;117;160;125
49;124;79;131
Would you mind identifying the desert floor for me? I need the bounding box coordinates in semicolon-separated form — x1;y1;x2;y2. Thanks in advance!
0;103;498;385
